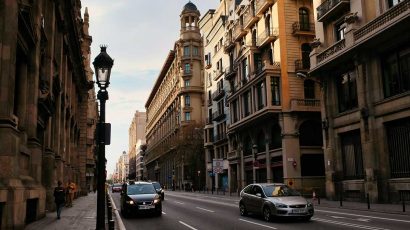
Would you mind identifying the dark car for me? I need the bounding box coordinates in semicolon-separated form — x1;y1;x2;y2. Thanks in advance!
152;182;164;200
120;181;162;218
111;183;122;193
239;183;314;222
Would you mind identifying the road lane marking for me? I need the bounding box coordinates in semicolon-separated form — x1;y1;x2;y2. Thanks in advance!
196;207;215;213
162;211;166;215
238;218;277;229
179;221;198;230
313;218;390;230
175;201;184;204
316;209;410;223
357;218;371;222
330;216;346;219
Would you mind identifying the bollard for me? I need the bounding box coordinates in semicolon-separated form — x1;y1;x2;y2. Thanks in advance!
339;193;343;207
108;220;115;230
107;205;112;221
403;200;406;213
223;189;225;196
318;196;321;205
367;193;370;210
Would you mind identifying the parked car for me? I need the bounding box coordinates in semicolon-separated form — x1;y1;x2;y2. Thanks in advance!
111;183;122;193
120;181;162;218
152;182;164;200
239;183;314;221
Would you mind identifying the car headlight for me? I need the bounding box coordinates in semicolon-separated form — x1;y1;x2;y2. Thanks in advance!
307;202;313;207
126;200;134;205
154;198;160;204
275;203;287;208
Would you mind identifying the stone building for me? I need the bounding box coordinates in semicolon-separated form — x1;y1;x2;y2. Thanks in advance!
145;2;205;190
309;0;410;202
128;111;146;180
216;0;323;194
0;0;96;228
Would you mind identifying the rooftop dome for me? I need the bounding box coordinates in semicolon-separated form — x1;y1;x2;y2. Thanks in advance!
183;1;198;11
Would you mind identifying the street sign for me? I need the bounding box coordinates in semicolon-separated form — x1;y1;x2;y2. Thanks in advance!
213;159;224;174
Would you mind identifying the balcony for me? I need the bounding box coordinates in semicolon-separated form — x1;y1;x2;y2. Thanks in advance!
214;133;227;143
295;59;310;72
182;70;192;77
224;66;237;80
243;7;259;30
317;0;350;22
257;27;279;48
316;39;346;64
206;117;213;125
292;22;315;36
233;24;246;41
212;89;225;101
256;0;275;16
180;86;204;95
227;151;238;160
290;99;321;112
212;110;226;122
224;38;235;53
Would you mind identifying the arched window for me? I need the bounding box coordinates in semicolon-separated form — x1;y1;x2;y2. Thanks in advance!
304;80;315;99
301;43;311;69
299;8;310;31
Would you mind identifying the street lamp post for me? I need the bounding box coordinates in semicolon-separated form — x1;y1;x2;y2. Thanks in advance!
93;46;114;230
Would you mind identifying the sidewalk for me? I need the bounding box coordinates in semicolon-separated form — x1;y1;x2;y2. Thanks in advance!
25;192;121;230
172;189;410;216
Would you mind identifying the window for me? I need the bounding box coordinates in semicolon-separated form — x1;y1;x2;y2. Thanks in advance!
185;112;191;121
269;124;282;149
185;95;190;106
243;90;251;117
304;80;315;99
382;47;410;98
301;43;311;69
232;99;238;122
337;70;358;112
184;63;191;74
386;118;410;178
299;8;310;31
207;73;212;87
242;58;249;81
184;46;190;56
335;22;346;41
271;76;281;105
256;81;265;110
388;0;403;7
341;130;364;179
184;80;190;87
193;46;199;56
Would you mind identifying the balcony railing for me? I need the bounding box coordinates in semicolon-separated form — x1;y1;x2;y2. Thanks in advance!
233;24;246;41
214;133;227;142
317;39;345;63
258;27;279;47
256;0;275;16
206;117;213;125
212;110;226;122
224;38;235;52
227;151;238;159
290;99;321;112
224;66;237;80
243;7;258;30
295;59;310;72
354;0;410;41
212;89;225;101
292;22;315;35
317;0;350;22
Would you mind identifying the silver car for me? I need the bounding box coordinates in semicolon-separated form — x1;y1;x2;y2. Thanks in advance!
239;183;314;221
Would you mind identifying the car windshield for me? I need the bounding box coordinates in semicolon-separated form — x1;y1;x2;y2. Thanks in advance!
152;182;161;190
113;184;121;188
127;184;156;195
263;185;301;197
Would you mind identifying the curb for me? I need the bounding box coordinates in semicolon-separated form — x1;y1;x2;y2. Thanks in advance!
108;192;126;230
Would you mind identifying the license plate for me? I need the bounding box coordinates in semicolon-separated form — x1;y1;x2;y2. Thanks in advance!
139;205;154;210
292;208;306;214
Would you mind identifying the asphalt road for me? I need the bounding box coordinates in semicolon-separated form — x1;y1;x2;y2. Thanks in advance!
111;191;410;230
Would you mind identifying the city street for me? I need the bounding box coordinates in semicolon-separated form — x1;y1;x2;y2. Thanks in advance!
111;191;410;230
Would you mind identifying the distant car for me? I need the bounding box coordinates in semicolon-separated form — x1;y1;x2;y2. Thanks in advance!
152;182;164;201
111;183;122;193
120;181;162;218
239;183;314;221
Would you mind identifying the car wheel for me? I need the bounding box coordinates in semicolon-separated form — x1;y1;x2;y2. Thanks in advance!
263;207;272;222
239;203;248;216
302;215;312;221
156;209;162;216
121;209;128;218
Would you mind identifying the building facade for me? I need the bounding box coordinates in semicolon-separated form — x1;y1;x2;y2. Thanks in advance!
145;2;205;191
128;111;146;180
309;0;410;202
216;0;324;194
199;1;233;192
0;0;95;228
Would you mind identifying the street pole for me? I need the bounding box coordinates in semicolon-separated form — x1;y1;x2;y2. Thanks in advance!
96;90;108;230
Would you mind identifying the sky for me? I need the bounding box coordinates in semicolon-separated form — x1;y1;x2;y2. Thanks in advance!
81;0;219;176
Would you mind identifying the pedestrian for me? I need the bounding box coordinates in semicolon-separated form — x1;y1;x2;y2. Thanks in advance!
66;180;76;207
53;181;65;219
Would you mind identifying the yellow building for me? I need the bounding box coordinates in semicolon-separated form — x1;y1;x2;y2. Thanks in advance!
309;0;410;202
216;0;324;194
145;2;205;190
